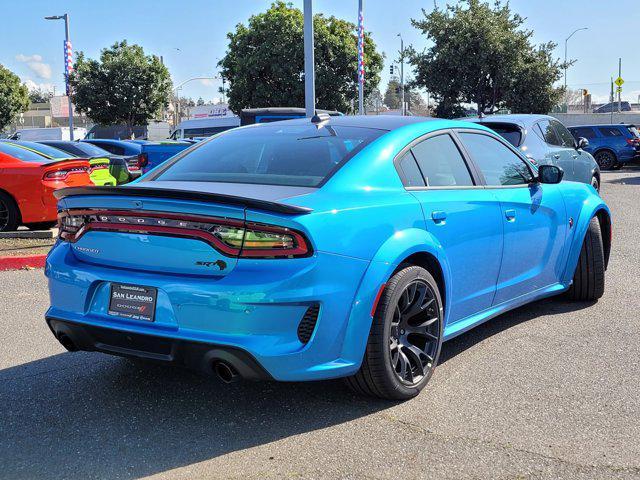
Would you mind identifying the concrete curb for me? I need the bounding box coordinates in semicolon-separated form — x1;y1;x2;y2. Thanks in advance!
0;255;47;271
0;229;56;239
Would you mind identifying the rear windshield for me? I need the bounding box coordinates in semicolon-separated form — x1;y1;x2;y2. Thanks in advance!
69;142;111;157
481;123;522;147
153;124;384;187
627;126;640;138
0;142;50;162
12;141;72;159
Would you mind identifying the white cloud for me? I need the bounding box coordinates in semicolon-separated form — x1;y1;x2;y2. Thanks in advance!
23;79;55;94
15;53;52;79
15;54;43;63
199;78;215;87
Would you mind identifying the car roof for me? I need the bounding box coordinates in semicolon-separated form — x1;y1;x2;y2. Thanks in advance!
253;114;439;131
569;124;634;128
462;114;555;128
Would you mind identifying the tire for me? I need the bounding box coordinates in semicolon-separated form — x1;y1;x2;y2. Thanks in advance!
594;150;616;170
566;216;605;301
344;266;444;400
590;175;600;193
0;191;20;232
25;221;57;231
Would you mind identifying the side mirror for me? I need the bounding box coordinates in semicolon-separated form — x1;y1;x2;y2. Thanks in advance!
538;164;564;184
576;137;589;150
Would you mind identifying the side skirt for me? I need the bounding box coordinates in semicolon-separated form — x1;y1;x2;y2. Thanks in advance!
443;283;568;341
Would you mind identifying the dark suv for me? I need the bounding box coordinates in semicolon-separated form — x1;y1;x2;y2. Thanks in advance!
568;124;639;170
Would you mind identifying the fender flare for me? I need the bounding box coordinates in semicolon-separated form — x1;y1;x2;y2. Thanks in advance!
561;197;611;285
338;227;451;367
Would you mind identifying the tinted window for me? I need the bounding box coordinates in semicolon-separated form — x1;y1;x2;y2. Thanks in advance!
0;142;50;162
551;120;576;148
536;120;561;146
410;134;473;187
92;143;125;155
628;126;640;138
398;152;425;187
569;127;596;139
459;133;533;186
598;126;623;137
154;124;383;187
481;123;522;147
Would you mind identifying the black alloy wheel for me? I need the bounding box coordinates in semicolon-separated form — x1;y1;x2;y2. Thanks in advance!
389;280;440;386
594;150;616;170
345;266;444;400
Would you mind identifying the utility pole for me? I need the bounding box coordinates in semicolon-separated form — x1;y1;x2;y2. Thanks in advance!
398;34;405;116
357;0;364;115
45;13;74;140
618;58;622;113
303;0;316;117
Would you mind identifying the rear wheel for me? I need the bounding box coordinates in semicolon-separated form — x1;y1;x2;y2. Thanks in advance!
566;217;605;301
345;266;444;400
0;191;19;232
594;150;616;170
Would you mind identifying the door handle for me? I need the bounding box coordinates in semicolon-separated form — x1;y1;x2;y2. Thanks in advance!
553;154;560;159
505;209;516;222
431;210;447;223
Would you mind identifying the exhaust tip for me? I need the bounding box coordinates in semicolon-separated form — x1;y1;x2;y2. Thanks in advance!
214;361;239;383
57;333;79;352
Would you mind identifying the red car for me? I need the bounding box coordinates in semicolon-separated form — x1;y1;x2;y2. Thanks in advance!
0;142;93;231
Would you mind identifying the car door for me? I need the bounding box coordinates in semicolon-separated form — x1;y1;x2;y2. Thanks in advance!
397;131;504;323
535;119;575;179
456;130;569;305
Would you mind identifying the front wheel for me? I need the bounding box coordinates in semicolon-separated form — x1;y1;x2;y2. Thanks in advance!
566;216;605;301
345;266;444;400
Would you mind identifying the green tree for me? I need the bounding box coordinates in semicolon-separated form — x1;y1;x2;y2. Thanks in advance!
0;65;29;130
219;1;383;113
384;77;430;115
28;88;51;104
409;0;565;117
69;41;172;135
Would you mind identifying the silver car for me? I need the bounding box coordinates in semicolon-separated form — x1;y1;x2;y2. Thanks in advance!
464;114;601;192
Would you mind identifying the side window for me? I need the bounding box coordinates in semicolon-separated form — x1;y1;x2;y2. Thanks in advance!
598;126;623;137
570;127;596;139
410;134;474;187
397;151;425;187
551;120;576;148
459;133;534;186
535;120;561;146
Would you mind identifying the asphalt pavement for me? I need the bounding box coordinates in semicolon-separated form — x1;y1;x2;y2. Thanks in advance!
1;167;639;480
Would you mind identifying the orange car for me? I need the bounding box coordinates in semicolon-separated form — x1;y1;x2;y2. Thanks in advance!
0;141;93;231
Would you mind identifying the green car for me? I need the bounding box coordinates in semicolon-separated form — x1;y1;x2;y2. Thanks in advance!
88;157;118;186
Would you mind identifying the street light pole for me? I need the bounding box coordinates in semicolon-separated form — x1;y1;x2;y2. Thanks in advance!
45;13;74;140
303;0;316;117
563;27;588;113
398;34;405;116
171;76;218;125
357;0;364;115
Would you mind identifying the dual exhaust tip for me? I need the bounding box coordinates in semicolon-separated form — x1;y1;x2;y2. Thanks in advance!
55;329;241;383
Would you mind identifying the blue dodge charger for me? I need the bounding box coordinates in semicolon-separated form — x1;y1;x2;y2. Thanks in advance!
45;115;611;400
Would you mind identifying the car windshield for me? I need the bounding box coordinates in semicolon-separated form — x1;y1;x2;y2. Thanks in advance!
10;141;73;159
152;123;384;187
0;142;51;163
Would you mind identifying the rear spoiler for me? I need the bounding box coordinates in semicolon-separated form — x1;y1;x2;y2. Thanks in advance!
42;158;90;168
53;186;312;215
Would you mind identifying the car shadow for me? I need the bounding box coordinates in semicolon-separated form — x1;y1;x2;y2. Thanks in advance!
1;297;595;479
0;351;392;479
439;297;596;364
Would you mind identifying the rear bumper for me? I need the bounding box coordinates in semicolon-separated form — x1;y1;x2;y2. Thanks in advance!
47;317;272;380
45;242;372;381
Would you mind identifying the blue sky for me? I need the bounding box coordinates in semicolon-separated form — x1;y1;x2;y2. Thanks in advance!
2;0;638;104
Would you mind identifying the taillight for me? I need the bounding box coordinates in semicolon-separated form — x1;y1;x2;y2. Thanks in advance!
44;170;70;180
626;138;640;145
57;210;311;258
137;153;149;168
